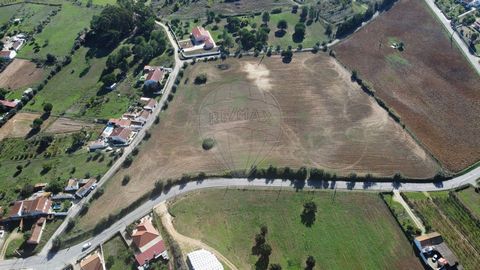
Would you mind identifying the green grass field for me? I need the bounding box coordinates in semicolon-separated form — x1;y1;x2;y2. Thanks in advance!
24;46;106;115
18;3;99;59
0;132;112;209
457;187;480;218
0;4;21;25
2;3;59;35
102;234;135;270
170;189;422;270
405;191;480;270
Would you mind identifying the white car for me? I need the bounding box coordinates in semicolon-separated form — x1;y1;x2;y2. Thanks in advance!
82;242;91;250
0;230;4;238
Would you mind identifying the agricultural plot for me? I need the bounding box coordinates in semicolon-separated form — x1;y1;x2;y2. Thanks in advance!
0;4;20;25
405;192;480;270
169;189;422;270
76;54;439;231
1;3;59;35
0;59;44;90
335;0;480;172
456;186;480;219
18;3;99;59
0;130;112;209
156;0;292;19
172;10;330;50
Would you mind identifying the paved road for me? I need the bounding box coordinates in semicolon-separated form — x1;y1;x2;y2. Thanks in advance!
424;0;480;74
1;166;479;269
38;21;183;256
2;15;480;269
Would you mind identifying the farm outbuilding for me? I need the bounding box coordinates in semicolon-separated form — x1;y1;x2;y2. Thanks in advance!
187;249;223;270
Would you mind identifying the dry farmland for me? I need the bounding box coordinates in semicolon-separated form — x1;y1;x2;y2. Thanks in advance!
335;0;480;172
0;59;43;90
0;112;53;141
77;54;439;230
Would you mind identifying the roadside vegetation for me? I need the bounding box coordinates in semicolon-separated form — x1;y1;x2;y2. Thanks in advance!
169;189;423;270
102;234;135;270
403;189;480;270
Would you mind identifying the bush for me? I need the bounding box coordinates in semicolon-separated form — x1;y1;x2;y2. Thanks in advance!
122;175;131;186
202;138;215;150
194;74;207;84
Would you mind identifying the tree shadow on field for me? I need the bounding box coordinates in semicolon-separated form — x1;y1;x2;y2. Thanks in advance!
274;30;286;38
255;255;270;270
301;210;316;227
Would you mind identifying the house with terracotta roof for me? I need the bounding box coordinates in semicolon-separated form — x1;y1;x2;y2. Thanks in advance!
191;26;216;50
131;217;168;267
135;110;150;123
140;97;157;111
108;118;132;128
143;66;164;88
27;217;46;245
0;50;16;60
0;99;19;109
80;251;106;270
75;178;97;198
108;127;132;144
5;197;52;221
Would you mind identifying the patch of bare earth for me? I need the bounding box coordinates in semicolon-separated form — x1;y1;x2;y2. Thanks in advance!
0;59;43;90
44;117;99;134
335;0;480;172
78;54;439;230
0;112;54;140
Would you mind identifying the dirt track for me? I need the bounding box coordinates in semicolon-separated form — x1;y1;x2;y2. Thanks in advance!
0;59;43;90
154;203;238;270
335;0;480;172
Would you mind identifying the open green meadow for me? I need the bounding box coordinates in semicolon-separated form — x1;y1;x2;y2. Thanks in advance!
456;186;480;219
18;3;99;59
170;189;422;270
0;4;21;25
1;3;59;34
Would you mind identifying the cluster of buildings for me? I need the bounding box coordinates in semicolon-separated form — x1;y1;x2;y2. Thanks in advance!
0;178;97;247
89;97;158;150
0;33;25;60
141;65;167;91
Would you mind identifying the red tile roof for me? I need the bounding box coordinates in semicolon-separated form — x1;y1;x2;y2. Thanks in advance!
108;118;131;127
146;68;164;82
134;239;166;266
7;197;52;219
28;217;46;244
80;252;104;270
109;127;132;141
132;220;160;250
0;50;14;58
192;26;209;41
0;99;17;108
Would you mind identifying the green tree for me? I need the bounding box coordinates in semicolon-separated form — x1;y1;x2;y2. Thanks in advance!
277;19;288;31
293;23;306;42
32;118;43;129
262;12;270;24
43;103;53;114
306;255;316;270
90;5;134;48
102;73;116;87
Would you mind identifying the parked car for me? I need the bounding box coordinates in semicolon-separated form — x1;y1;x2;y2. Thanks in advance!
0;230;5;238
82;242;91;250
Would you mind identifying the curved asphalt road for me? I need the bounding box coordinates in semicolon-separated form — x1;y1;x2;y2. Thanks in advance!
1;12;480;268
0;167;479;269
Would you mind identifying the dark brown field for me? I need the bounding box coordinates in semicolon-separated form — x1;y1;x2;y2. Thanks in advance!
335;0;480;172
77;54;439;230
